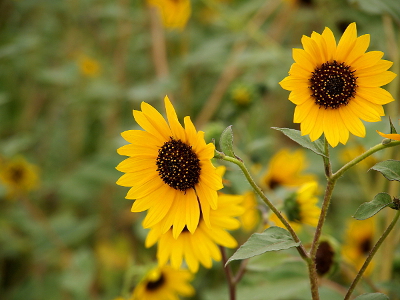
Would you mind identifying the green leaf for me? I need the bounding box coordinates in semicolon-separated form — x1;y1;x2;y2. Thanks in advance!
219;125;235;157
370;160;400;182
226;226;300;265
272;128;327;157
354;293;389;300
353;193;392;220
389;117;398;134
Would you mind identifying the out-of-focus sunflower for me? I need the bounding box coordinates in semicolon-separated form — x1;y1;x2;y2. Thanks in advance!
78;55;101;77
132;265;194;300
116;96;223;238
239;191;260;232
0;156;39;198
339;145;378;169
145;193;244;273
148;0;191;29
260;148;315;190
342;217;375;275
269;181;320;232
280;22;396;147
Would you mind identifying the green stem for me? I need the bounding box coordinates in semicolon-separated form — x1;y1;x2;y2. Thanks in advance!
221;156;310;261
333;140;400;180
344;210;400;300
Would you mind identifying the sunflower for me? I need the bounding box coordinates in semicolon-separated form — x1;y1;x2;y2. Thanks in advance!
339;145;378;169
261;148;315;190
147;0;191;30
78;55;101;77
280;22;396;147
269;181;321;232
0;156;39;198
342;217;375;274
145;193;244;273
116;96;223;238
132;265;194;300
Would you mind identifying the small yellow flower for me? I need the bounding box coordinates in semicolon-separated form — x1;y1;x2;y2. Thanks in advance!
342;217;375;275
240;191;260;232
377;130;400;141
132;265;194;300
0;156;39;198
280;22;396;147
145;193;244;273
231;84;253;107
261;148;315;190
116;96;223;238
270;181;321;232
79;55;101;77
148;0;191;29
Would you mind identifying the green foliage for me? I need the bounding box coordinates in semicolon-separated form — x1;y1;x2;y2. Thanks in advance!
353;193;393;220
370;160;400;181
272;127;327;157
226;227;300;265
219;125;235;158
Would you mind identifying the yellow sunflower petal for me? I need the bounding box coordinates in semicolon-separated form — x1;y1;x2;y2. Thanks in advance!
141;101;172;141
294;100;316;123
142;193;174;228
321;27;336;61
145;226;162;248
309;108;324;141
164;96;186;143
352;51;384;70
357;60;393;78
336;22;357;62
339;105;366;137
311;31;328;63
377;131;400;141
185;189;200;234
357;71;397;87
301;35;323;65
292;48;315;72
357;87;395;105
300;103;319;135
289;63;312;79
345;34;370;65
323;109;340;147
350;97;382;122
133;110;167;143
170;234;184;269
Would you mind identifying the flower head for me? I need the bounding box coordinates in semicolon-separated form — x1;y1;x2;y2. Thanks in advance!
132;265;194;300
0;156;39;198
342;217;375;274
116;96;223;238
148;0;191;29
261;148;315;190
269;181;321;232
280;22;396;147
145;193;244;273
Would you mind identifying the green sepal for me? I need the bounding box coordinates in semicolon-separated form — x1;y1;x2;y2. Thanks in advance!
271;127;327;157
219;125;235;158
353;293;389;300
226;226;300;266
389;117;398;134
370;160;400;182
353;192;392;220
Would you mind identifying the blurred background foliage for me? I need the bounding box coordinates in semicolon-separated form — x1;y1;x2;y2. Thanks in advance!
0;0;400;299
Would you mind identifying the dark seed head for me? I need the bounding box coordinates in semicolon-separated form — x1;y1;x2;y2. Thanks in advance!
145;273;165;291
309;60;357;109
156;138;201;191
316;241;335;276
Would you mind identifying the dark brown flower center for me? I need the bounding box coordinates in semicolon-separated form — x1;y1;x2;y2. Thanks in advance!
315;241;335;276
309;60;357;109
156;138;201;191
145;273;165;291
9;166;25;183
360;237;372;255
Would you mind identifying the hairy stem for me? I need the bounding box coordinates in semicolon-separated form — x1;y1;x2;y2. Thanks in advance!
344;210;400;300
220;246;236;300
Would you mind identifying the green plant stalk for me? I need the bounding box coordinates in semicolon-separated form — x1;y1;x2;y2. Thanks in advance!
333;140;400;180
222;155;309;260
344;209;400;300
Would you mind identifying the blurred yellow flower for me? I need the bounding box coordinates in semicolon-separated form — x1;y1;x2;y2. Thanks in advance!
270;181;321;232
240;191;260;232
148;0;191;29
79;55;101;77
261;148;315;190
132;265;194;300
145;193;244;273
280;22;396;147
231;85;253;107
0;156;39;198
339;145;378;169
342;217;375;275
95;236;132;270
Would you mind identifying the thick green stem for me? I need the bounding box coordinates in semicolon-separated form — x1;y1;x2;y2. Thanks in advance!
222;155;309;261
344;210;400;300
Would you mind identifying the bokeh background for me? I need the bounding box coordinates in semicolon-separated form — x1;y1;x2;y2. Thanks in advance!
1;0;400;299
